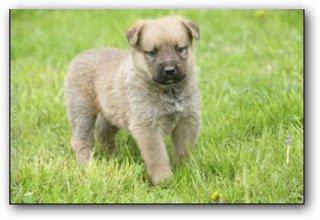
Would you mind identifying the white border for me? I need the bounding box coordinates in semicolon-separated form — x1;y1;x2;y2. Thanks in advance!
0;0;307;9
1;0;319;219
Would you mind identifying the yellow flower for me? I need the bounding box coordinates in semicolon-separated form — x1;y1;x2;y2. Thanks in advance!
255;9;266;18
210;191;222;201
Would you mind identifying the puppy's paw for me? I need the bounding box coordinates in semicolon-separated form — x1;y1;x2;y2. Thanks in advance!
74;148;91;165
150;170;172;186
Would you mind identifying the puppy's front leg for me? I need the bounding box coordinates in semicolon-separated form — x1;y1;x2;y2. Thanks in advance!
172;116;200;166
131;127;172;185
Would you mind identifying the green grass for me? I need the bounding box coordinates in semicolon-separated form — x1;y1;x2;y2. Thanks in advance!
10;9;304;204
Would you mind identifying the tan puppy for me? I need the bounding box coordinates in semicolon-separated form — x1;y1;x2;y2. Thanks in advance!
65;16;201;185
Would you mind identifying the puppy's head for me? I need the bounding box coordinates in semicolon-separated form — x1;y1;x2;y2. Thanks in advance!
126;16;200;85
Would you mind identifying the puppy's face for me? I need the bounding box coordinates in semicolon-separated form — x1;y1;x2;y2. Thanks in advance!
126;16;200;85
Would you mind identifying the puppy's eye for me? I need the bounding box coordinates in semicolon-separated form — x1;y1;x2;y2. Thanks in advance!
176;46;187;53
145;49;157;57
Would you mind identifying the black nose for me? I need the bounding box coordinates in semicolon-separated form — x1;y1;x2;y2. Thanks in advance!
163;66;177;76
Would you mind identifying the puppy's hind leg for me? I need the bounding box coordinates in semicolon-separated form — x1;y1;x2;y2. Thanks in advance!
95;114;118;152
69;111;96;164
65;87;97;164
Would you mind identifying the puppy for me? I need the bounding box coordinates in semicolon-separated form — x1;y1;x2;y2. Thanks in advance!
65;16;201;185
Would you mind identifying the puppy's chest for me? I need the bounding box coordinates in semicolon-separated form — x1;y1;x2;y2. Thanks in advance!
156;88;186;134
160;86;185;115
160;97;184;118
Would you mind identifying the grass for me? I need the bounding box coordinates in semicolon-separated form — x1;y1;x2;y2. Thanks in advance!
10;9;304;204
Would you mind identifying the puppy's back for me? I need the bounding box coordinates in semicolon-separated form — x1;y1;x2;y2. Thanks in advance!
65;48;129;113
66;48;128;86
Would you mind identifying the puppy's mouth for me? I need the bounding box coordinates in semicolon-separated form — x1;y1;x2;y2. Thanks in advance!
152;74;186;85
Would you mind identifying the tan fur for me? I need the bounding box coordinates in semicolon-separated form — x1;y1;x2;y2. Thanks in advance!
65;16;201;185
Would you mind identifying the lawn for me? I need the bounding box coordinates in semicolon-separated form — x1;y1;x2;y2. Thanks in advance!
10;9;304;204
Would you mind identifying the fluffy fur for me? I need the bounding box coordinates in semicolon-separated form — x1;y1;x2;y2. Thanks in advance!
65;16;201;185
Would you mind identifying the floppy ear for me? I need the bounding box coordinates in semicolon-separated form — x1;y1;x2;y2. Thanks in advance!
126;21;145;47
181;18;200;41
